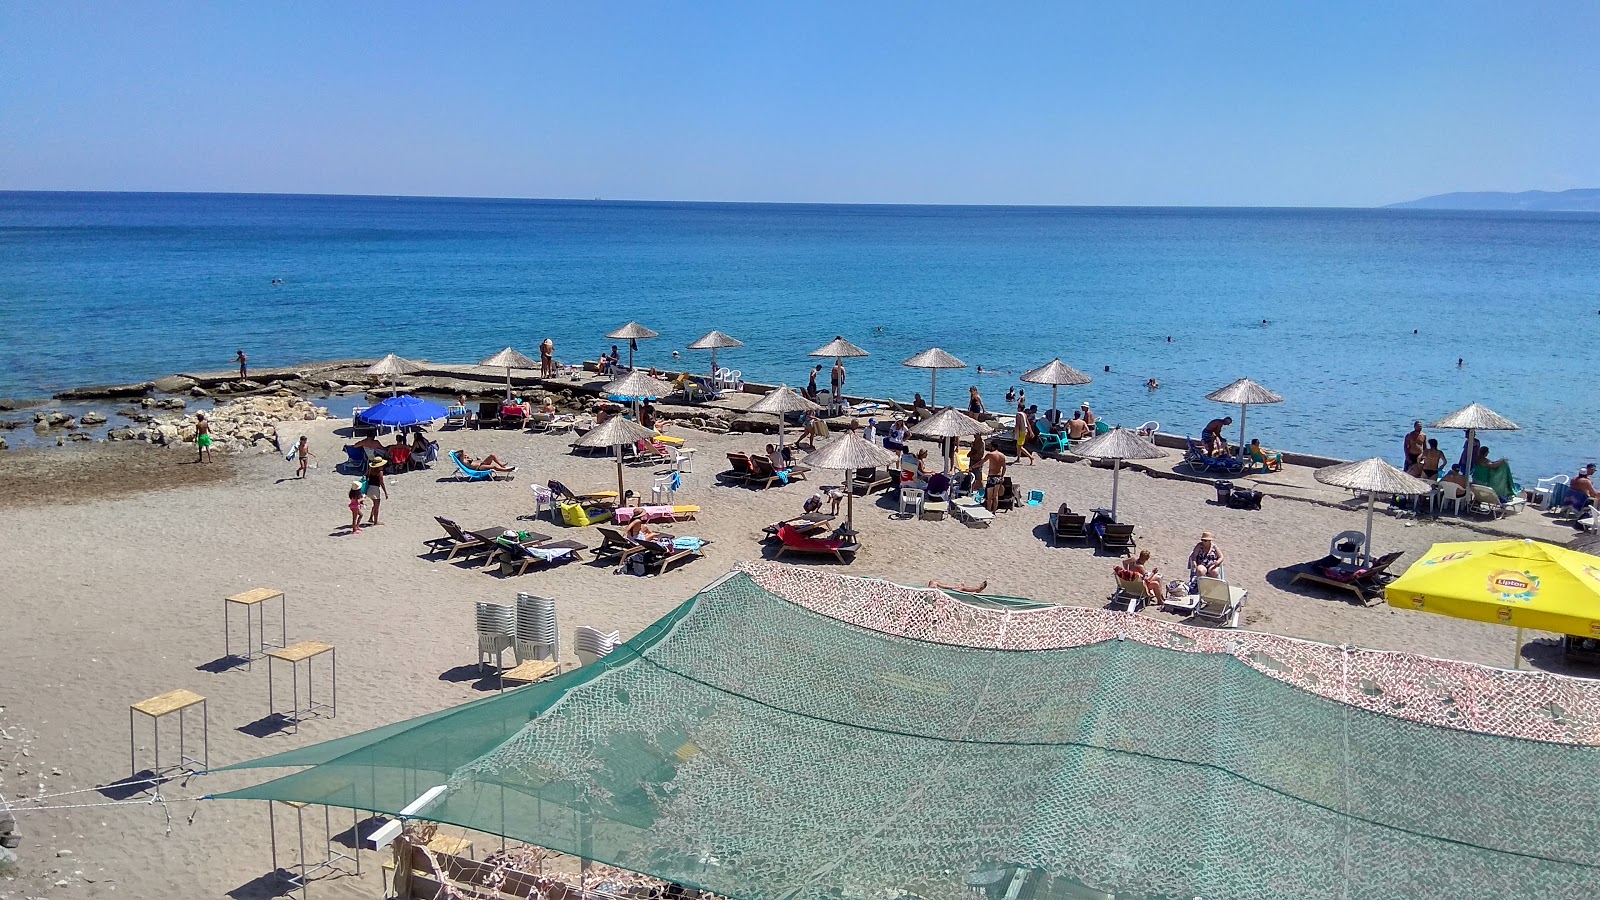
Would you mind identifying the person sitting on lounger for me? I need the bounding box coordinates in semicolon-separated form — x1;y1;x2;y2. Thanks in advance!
1188;532;1225;578
1564;464;1598;514
884;419;908;453
460;452;515;473
900;448;933;481
1120;549;1168;602
1202;417;1233;456
1246;439;1282;472
624;509;659;542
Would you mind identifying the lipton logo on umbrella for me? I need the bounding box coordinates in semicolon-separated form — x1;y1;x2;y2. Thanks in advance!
1584;565;1600;585
1591;622;1600;638
1408;596;1425;609
1496;606;1513;623
1486;569;1539;603
1425;550;1473;566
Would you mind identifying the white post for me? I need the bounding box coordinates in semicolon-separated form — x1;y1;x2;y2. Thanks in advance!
1364;494;1376;565
1238;404;1248;455
1513;627;1523;670
930;368;937;407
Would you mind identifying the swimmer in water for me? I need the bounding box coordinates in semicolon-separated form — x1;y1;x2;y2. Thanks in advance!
1104;365;1111;373
1147;378;1159;390
1458;358;1464;367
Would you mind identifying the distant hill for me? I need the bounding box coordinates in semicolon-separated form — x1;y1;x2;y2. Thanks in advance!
1386;188;1600;211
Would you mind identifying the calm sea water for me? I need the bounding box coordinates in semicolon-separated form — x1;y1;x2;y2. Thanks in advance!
2;191;1597;476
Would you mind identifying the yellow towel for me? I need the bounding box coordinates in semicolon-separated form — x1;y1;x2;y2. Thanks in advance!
653;433;685;447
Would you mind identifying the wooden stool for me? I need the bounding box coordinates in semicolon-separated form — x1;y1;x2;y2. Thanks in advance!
129;689;207;780
498;659;559;693
225;588;288;669
269;800;359;898
266;641;336;733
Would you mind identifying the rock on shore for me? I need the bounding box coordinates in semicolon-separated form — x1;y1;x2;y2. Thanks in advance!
111;391;330;452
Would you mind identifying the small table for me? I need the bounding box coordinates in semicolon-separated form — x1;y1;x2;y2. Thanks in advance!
225;588;288;669
267;641;336;733
129;689;207;780
498;659;560;693
270;799;360;897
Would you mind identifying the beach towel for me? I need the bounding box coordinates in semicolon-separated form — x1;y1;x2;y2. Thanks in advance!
672;537;705;552
1473;462;1515;501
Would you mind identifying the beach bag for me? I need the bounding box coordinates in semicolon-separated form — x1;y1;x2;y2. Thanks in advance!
627;555;648;577
1226;488;1264;510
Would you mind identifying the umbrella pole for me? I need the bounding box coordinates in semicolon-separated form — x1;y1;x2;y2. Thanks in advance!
616;448;625;502
1111;459;1122;521
1364;494;1375;565
1051;385;1059;424
505;366;513;402
845;479;855;533
931;368;938;407
1513;627;1523;670
709;348;717;389
1238;404;1248;456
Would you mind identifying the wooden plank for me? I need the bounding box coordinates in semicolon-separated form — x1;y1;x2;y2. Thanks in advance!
500;660;559;685
265;640;334;663
132;689;205;718
225;587;283;606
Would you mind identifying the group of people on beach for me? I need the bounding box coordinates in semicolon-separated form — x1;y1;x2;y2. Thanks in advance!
1115;532;1228;603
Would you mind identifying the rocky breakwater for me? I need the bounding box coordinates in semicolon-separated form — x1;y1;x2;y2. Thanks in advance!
108;391;330;452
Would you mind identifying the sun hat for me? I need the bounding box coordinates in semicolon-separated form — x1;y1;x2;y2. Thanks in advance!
368;458;387;469
349;480;363;490
1200;531;1214;541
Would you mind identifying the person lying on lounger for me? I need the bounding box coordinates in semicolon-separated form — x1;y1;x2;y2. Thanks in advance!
459;452;515;473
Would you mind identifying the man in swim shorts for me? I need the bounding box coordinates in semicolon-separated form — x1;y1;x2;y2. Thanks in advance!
195;413;213;462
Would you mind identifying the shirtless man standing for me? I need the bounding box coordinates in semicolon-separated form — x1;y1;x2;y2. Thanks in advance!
194;413;213;462
1403;422;1427;470
982;447;1008;512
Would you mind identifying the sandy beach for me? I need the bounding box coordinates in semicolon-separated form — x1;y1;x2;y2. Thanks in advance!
0;407;1585;898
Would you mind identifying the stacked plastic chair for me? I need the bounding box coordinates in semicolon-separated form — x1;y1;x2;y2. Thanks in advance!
514;593;559;663
574;626;621;668
475;601;516;673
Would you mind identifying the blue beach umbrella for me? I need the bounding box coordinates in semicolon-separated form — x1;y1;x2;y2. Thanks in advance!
357;395;450;428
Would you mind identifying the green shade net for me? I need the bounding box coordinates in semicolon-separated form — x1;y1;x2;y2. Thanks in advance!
215;571;1600;900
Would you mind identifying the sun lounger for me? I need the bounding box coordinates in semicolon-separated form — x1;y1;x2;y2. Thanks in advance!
1193;576;1246;627
445;404;469;428
720;452;756;485
448;450;503;482
762;514;834;542
952;496;995;527
547;480;618;508
612;505;701;523
1289;551;1404;606
593;527;647;565
476;529;554;567
852;467;894;495
1110;573;1152;612
629;536;711;575
774;524;858;564
473;402;502;430
1050;507;1089;545
497;539;586;576
425;516;508;560
1094;521;1136;553
747;456;809;489
1183;438;1247;475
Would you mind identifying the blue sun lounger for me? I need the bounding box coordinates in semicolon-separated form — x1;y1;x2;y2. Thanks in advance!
449;450;496;482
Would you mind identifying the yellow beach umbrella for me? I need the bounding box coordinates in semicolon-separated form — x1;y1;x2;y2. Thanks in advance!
1384;538;1600;668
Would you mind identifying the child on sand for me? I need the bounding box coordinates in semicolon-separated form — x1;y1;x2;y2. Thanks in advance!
347;481;365;534
294;436;314;478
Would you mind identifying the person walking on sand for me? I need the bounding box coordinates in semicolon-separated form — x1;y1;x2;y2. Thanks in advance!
346;480;365;534
364;458;389;526
294;435;314;478
235;349;248;379
1014;403;1035;465
540;338;555;377
194;413;213;462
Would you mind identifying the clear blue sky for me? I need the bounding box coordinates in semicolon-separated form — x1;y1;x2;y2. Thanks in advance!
3;1;1597;206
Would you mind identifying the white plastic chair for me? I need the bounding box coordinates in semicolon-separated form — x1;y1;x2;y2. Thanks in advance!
1138;421;1159;437
650;472;677;504
898;487;924;518
1534;475;1569;510
670;446;696;474
475;602;516;673
1329;530;1366;568
729;369;743;390
514;593;559;663
1434;482;1466;516
575;626;620;667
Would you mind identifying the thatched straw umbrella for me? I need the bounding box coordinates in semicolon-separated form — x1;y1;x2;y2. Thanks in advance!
573;416;659;500
802;434;898;534
1314;458;1436;561
480;347;539;400
686;330;743;389
748;385;819;455
1070;427;1165;520
1020;358;1092;425
1431;403;1520;485
606;322;660;369
602;369;673;421
809;336;869;402
901;348;967;407
909;406;993;473
1205;378;1283;453
365;353;424;397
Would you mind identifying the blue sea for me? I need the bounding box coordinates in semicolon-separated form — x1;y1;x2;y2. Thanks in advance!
2;191;1597;477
